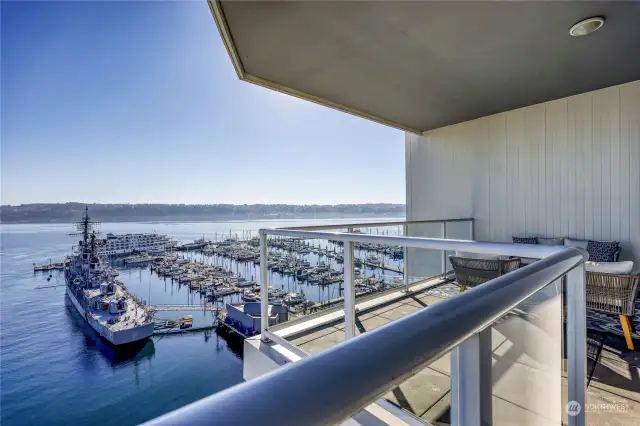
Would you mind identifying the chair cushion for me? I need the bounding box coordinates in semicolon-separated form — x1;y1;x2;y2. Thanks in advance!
564;238;588;250
539;237;564;246
455;251;500;260
585;261;634;275
512;236;538;244
587;240;620;262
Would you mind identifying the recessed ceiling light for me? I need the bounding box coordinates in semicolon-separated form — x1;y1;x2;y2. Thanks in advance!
569;17;605;36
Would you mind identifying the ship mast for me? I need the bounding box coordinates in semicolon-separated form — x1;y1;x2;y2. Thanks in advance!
69;206;103;263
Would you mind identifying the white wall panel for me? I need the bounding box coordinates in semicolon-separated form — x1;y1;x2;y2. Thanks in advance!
407;80;640;264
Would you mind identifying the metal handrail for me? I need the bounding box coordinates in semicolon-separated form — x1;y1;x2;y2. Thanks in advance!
262;229;566;259
144;247;585;426
278;217;474;232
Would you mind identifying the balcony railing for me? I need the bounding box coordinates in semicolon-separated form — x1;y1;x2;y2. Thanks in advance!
145;218;587;426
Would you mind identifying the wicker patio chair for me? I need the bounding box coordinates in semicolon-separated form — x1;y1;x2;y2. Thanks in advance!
450;256;521;292
586;271;640;350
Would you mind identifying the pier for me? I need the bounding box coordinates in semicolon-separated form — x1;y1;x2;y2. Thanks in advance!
153;324;217;335
33;259;67;272
362;261;402;273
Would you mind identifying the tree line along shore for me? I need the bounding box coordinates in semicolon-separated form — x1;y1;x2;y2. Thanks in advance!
0;203;405;224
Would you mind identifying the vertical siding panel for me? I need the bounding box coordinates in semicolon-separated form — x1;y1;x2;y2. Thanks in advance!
592;93;603;240
620;88;631;255
519;111;529;237
486;118;495;240
538;107;547;237
547;99;568;237
547;101;562;237
546;102;555;237
554;99;569;236
476;120;491;241
420;133;431;216
525;105;544;236
594;87;617;241
501;114;509;242
412;133;421;218
558;99;569;238
489;114;507;241
506;112;518;241
622;83;640;262
570;95;591;240
525;107;538;235
568;98;579;239
458;125;474;218
508;109;526;237
566;98;577;239
405;133;413;220
610;88;621;243
578;94;594;240
433;135;442;212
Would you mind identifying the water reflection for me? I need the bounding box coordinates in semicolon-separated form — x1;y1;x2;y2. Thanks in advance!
150;326;244;360
213;327;244;359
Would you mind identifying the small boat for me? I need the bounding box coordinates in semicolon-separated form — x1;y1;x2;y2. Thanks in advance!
176;237;208;251
237;279;256;288
283;292;305;306
307;274;321;284
242;290;258;302
179;315;193;329
366;255;382;265
212;286;238;298
124;255;153;265
269;288;287;298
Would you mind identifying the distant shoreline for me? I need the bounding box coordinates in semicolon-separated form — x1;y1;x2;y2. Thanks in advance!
0;214;406;226
0;203;406;225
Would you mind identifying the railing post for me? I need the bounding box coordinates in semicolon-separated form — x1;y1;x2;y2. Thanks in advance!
469;219;475;240
567;264;586;426
403;223;409;293
344;228;356;339
450;328;492;426
441;221;447;277
259;230;269;342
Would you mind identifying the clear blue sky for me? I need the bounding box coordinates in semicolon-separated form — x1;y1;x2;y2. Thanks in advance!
1;1;404;206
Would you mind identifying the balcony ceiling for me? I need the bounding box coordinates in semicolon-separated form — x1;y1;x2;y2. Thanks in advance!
210;1;640;134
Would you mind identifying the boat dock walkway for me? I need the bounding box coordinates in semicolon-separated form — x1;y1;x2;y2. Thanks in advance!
149;304;219;311
153;324;218;335
362;261;402;273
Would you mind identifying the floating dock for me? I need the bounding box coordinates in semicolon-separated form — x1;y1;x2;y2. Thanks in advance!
149;304;219;311
33;260;67;272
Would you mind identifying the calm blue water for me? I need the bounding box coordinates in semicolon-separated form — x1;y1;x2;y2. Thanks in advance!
0;217;402;426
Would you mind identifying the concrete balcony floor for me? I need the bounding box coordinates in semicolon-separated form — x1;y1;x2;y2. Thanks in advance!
286;283;640;426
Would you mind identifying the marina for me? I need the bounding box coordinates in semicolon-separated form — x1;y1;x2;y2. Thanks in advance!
115;232;407;322
28;219;409;345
